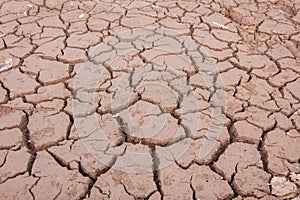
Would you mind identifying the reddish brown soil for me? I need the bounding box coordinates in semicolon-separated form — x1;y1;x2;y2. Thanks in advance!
0;0;299;199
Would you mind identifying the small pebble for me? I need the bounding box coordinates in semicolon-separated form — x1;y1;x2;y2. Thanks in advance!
257;160;263;165
79;14;85;19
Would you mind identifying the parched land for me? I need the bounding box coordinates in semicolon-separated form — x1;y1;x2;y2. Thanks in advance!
0;0;299;199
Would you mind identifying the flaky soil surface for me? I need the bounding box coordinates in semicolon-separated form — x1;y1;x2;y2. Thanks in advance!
0;0;300;199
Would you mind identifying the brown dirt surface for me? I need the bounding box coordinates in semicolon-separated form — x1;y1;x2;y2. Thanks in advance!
0;0;299;199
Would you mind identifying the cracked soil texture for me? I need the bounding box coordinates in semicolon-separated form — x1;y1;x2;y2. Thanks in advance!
0;0;300;199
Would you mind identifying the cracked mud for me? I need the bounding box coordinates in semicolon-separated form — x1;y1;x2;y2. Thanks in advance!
0;0;300;199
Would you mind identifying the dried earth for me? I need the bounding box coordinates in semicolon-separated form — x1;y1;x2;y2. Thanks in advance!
0;0;299;199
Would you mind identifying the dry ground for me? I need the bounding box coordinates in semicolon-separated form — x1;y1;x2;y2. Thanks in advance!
0;0;299;199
